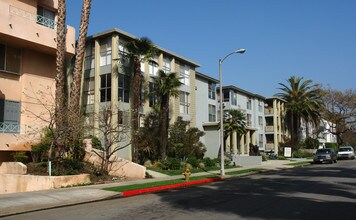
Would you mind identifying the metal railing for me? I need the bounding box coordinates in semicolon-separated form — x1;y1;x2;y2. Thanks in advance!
9;5;56;29
0;122;20;133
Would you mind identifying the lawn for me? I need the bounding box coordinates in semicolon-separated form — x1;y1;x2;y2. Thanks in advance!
147;165;236;176
286;161;312;166
225;168;265;175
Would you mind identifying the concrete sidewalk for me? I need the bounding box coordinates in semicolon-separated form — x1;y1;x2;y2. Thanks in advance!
0;159;310;217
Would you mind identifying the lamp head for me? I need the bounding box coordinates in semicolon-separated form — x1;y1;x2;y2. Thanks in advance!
235;49;246;54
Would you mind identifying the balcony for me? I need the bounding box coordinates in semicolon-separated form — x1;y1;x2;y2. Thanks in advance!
265;125;274;132
264;108;274;115
0;2;75;55
0;122;20;134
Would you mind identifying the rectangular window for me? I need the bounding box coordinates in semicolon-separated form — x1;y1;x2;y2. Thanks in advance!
118;111;129;126
179;64;190;86
258;116;263;127
37;6;55;29
163;56;171;73
223;91;230;102
85;43;95;70
247;98;252;110
0;44;21;74
149;57;159;77
100;38;112;66
149;82;157;107
247;114;252;127
208;83;216;99
259;134;264;148
208;104;216;122
119;39;129;67
231;93;237;106
258;101;263;112
83;77;95;105
179;92;189;114
0;99;21;133
100;73;111;102
118;74;130;103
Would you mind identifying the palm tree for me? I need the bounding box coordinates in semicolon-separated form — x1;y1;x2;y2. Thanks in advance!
54;0;67;156
275;76;323;146
125;37;156;162
223;109;247;153
68;0;92;147
151;70;182;160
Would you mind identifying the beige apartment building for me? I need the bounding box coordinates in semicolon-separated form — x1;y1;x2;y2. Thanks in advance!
0;0;75;161
264;97;288;153
82;29;200;160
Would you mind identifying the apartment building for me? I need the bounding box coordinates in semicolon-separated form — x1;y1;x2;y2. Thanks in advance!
264;97;287;153
82;29;200;161
0;0;75;161
195;72;220;158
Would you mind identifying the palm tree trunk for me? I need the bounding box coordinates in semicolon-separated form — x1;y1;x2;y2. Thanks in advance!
54;0;67;157
131;58;141;162
69;0;92;145
160;95;169;160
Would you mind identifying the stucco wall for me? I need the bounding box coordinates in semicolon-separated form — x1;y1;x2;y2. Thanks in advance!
0;162;27;174
0;174;90;194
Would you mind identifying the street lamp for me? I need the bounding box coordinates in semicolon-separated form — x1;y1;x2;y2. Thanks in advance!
219;49;246;176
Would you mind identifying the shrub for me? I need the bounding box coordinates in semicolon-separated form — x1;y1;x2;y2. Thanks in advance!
187;157;199;168
305;137;319;149
161;158;181;170
202;157;216;167
262;154;268;161
325;142;339;151
12;151;29;163
292;150;313;158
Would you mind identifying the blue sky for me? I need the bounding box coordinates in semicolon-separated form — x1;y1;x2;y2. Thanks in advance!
66;0;356;97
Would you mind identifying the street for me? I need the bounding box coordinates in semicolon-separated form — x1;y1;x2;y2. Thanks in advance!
3;160;356;220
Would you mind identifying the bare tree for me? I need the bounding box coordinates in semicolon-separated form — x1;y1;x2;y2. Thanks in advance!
321;88;356;145
88;105;131;174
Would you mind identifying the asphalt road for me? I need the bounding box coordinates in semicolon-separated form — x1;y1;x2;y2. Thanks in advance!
3;160;356;220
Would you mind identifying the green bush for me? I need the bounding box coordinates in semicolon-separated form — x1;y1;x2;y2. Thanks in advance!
202;157;216;167
325;142;339;151
52;159;84;176
12;151;29;163
161;158;181;170
262;154;268;161
292;150;313;158
305;137;319;149
187;157;199;168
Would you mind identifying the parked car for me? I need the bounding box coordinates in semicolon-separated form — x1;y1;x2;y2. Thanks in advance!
313;148;337;164
337;146;355;160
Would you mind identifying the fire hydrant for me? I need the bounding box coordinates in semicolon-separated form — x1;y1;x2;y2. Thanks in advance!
183;166;191;181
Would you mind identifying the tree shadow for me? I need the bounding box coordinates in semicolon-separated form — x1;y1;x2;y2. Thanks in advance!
155;162;356;219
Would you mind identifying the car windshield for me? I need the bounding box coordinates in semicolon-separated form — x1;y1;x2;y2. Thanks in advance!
316;149;331;154
339;148;352;152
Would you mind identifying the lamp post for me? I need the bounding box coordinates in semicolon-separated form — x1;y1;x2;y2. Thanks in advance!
219;49;246;176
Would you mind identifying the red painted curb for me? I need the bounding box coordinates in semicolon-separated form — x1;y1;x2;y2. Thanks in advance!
122;177;222;197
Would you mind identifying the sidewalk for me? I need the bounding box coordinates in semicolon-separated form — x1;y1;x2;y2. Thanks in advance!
0;159;309;217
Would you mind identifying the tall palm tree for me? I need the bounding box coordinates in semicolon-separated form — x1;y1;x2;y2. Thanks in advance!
275;76;323;146
125;37;156;162
54;0;67;156
223;109;247;152
69;0;92;146
151;70;182;160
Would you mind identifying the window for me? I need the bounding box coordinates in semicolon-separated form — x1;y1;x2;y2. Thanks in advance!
163;56;171;73
118;74;130;103
0;44;21;74
149;82;157;107
85;43;95;70
83;77;94;105
37;6;55;29
247;114;252;127
258;116;263;127
119;39;129;67
223;91;230;102
179;64;190;86
0;99;21;133
118;111;129;126
100;73;111;102
231;93;237;106
100;38;112;66
258;101;263;112
179;92;189;114
208;83;216;99
259;134;264;148
149;57;159;76
208;104;216;122
247;98;252;110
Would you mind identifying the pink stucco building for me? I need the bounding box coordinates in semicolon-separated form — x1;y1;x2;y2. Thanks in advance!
0;0;75;161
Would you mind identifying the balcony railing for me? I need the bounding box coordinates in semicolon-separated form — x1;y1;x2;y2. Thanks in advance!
0;122;20;133
265;125;274;132
9;5;56;29
264;108;274;115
